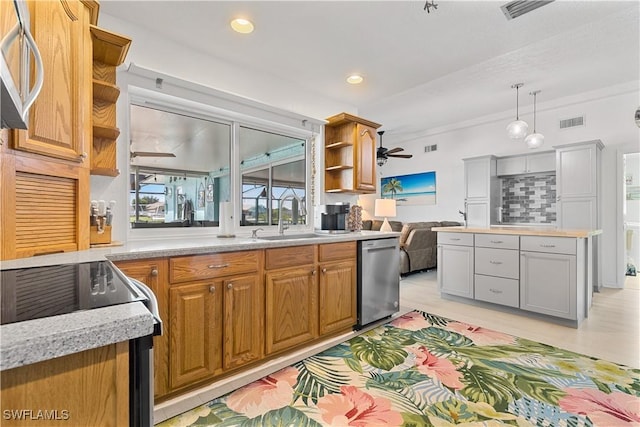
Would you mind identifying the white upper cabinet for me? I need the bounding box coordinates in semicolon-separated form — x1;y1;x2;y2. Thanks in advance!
464;156;495;200
497;151;555;176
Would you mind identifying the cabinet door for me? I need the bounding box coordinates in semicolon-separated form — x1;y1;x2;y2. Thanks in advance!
526;152;555;173
557;145;597;198
466;200;490;228
355;123;376;192
464;157;492;200
169;282;222;389
437;244;474;298
265;267;318;355
223;274;263;370
520;251;577;319
496;156;526;176
319;260;357;335
558;197;597;230
114;259;169;399
13;0;90;162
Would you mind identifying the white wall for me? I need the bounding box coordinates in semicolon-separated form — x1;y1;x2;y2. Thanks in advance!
360;85;640;287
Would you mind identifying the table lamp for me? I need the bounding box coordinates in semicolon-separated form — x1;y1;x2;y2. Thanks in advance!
374;199;396;232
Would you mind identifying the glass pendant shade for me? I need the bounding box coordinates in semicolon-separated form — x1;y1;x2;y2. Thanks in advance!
526;90;544;149
525;132;545;148
506;120;529;139
507;83;528;139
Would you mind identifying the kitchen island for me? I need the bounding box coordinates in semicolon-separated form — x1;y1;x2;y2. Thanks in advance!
433;226;601;327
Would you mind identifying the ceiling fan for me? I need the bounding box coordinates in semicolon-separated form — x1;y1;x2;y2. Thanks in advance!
376;131;412;166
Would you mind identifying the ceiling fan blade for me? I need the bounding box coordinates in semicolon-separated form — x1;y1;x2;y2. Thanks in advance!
388;153;413;159
385;147;404;155
131;151;176;158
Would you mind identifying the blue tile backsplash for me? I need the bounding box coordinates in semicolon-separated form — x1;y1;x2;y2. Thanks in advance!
501;173;556;224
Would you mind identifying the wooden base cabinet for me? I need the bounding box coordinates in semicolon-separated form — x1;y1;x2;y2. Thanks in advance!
170;281;222;389
319;259;356;335
265;267;318;355
114;258;169;399
1;342;129;427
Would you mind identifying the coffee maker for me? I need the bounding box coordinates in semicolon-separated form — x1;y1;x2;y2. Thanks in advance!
315;203;350;233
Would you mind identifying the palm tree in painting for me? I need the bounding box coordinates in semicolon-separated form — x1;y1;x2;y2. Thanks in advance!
382;178;403;199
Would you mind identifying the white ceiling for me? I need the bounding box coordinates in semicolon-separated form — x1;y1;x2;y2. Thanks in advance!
101;0;639;137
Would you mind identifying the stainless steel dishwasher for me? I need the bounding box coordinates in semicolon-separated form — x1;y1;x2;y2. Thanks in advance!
357;237;400;329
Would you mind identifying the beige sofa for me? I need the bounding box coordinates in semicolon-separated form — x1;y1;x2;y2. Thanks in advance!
363;220;461;275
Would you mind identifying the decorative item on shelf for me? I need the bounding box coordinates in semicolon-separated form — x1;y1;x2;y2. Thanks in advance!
524;90;544;149
89;199;114;245
376;130;412;167
374;198;396;232
347;205;363;231
506;83;529;139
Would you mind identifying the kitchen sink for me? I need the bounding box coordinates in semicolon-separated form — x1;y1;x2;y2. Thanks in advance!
257;233;331;241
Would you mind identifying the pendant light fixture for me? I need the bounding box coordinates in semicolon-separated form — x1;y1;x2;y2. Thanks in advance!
525;90;544;149
506;83;529;139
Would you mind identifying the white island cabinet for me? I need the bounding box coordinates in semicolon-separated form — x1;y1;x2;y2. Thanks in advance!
433;226;599;327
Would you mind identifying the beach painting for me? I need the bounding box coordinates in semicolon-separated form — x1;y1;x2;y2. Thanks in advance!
381;171;436;206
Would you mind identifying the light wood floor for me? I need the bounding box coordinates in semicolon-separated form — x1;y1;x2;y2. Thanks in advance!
400;270;640;369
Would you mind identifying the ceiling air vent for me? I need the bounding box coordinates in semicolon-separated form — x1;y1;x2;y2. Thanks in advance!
501;0;555;20
559;115;585;130
424;144;438;153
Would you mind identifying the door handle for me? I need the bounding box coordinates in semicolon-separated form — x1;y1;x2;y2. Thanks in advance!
209;286;216;293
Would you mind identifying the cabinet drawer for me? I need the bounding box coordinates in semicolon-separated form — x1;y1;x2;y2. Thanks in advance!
319;241;356;262
265;245;316;270
170;251;260;283
520;236;576;255
474;275;519;308
437;232;473;246
475;247;519;279
474;234;519;250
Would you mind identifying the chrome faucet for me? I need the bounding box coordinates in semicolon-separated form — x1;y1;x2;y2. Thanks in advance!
278;194;307;235
458;205;467;228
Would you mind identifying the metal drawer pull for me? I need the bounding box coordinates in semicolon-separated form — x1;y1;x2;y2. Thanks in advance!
540;244;556;248
311;270;316;276
209;286;215;293
489;288;503;294
449;238;461;241
208;263;229;269
489;261;503;265
490;240;503;244
227;283;233;290
150;268;158;276
322;268;327;274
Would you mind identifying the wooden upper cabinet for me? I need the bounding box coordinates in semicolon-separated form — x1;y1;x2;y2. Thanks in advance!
324;113;381;194
12;0;93;162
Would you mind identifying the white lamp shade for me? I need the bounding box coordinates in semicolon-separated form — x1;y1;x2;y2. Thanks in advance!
374;199;396;217
525;132;545;149
375;199;396;232
506;119;529;139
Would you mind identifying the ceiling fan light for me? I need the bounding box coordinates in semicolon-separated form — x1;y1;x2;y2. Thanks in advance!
525;132;545;149
506;119;529;139
376;156;387;167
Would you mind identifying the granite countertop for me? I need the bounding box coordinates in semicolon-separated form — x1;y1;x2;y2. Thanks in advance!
1;302;154;371
432;226;602;238
0;230;399;370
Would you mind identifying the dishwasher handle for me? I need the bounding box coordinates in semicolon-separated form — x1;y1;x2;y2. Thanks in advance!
364;244;398;252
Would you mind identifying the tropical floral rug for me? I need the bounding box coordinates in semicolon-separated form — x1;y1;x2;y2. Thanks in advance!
157;310;640;426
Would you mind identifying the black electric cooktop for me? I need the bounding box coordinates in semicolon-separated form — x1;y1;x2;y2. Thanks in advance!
0;261;146;325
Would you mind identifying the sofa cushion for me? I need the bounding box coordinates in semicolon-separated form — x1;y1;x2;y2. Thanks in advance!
399;221;441;246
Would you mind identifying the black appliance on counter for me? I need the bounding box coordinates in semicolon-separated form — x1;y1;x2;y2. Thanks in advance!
0;260;162;426
315;203;350;233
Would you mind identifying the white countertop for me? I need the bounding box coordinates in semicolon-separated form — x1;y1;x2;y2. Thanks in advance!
432;226;601;238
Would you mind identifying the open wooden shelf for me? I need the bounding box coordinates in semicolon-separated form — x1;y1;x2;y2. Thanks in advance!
93;124;120;140
325;141;353;150
93;79;120;103
325;165;353;171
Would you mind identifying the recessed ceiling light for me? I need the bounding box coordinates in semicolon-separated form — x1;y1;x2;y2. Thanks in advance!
347;74;364;85
231;18;254;34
